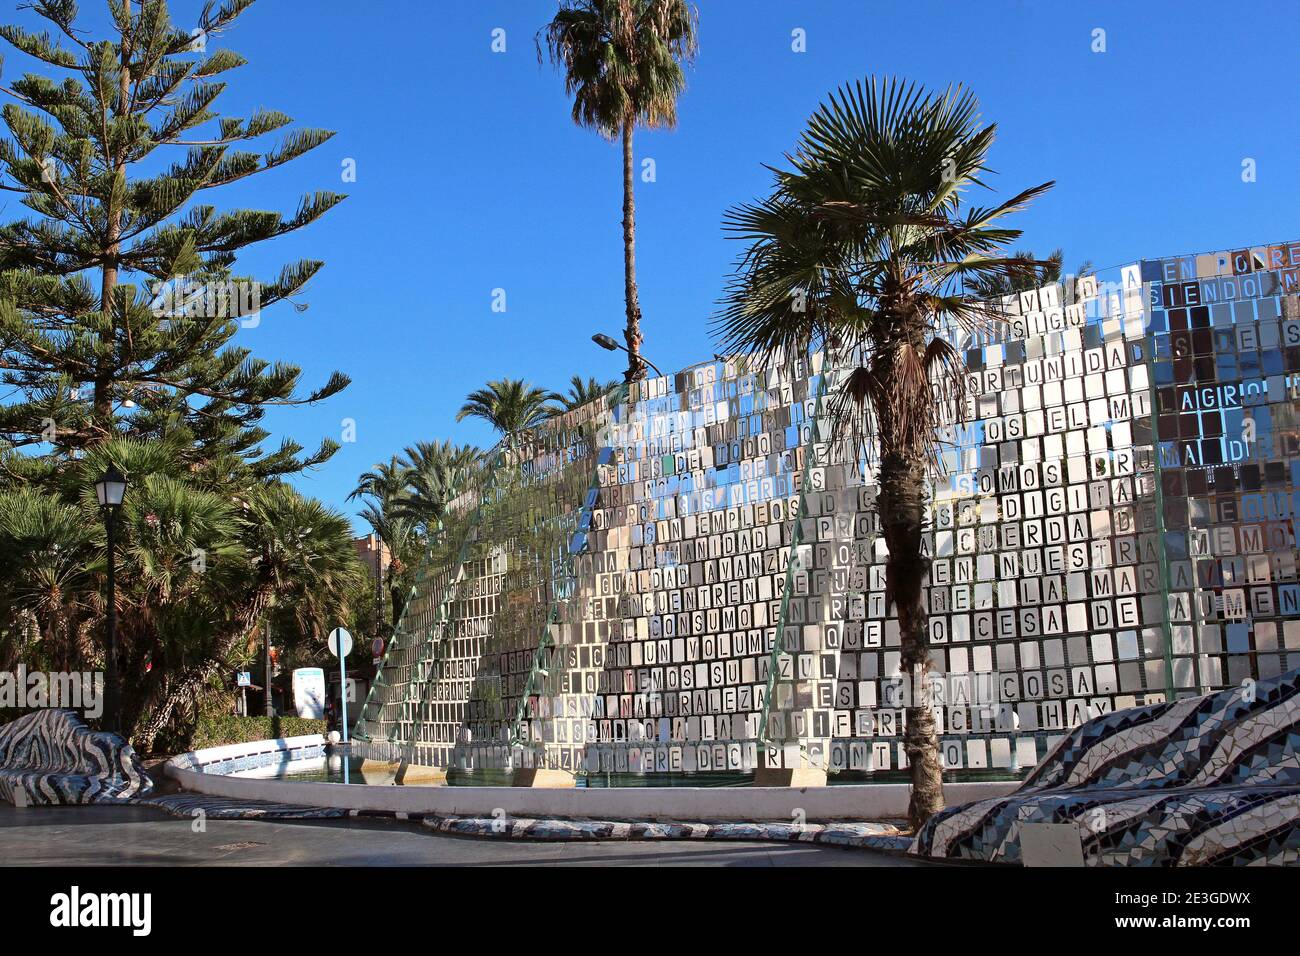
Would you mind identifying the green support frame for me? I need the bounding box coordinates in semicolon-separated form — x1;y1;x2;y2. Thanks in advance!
507;386;628;768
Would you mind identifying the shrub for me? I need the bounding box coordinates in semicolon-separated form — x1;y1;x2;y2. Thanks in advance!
190;715;327;751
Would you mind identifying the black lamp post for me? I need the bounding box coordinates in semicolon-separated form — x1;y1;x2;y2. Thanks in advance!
591;332;664;377
95;464;127;735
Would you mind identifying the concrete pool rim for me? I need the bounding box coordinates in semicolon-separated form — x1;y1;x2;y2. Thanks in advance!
163;734;1018;822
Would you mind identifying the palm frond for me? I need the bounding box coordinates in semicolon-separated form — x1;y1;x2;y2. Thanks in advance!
715;74;1054;463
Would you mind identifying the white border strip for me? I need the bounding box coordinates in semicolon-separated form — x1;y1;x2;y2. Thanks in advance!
165;737;1018;821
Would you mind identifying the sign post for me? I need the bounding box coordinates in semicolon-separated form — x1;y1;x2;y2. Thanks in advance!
236;671;251;716
328;627;353;785
327;627;353;741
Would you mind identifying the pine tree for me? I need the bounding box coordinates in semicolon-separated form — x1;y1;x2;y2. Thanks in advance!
0;0;348;483
0;1;357;747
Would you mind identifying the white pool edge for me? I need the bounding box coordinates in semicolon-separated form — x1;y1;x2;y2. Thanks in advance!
163;736;1019;821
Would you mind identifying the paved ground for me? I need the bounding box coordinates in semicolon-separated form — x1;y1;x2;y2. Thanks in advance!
0;804;928;866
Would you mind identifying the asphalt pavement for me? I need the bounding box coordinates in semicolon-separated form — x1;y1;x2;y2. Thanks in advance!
0;803;927;867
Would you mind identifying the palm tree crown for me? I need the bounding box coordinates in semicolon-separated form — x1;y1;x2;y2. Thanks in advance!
539;0;697;137
550;374;618;414
348;457;410;506
241;483;363;641
717;76;1053;463
539;0;698;382
456;379;557;445
395;440;481;528
965;247;1094;301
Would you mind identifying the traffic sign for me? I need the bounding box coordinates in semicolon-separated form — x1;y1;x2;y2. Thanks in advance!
327;627;352;658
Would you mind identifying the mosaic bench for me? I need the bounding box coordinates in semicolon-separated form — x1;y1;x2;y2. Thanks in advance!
0;708;152;805
910;668;1300;866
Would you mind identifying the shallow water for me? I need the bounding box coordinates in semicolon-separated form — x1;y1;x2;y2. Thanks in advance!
235;757;752;787
230;754;1017;787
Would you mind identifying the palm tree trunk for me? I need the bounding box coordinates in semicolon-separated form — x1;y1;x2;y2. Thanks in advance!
877;448;945;830
620;119;646;382
132;664;209;754
388;563;405;630
131;578;275;752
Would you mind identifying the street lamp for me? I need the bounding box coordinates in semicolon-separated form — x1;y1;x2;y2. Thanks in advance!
591;332;664;377
95;464;127;735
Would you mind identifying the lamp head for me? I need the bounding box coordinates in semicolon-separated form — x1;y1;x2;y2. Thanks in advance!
95;464;127;508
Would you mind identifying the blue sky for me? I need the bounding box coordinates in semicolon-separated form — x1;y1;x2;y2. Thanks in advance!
11;1;1300;530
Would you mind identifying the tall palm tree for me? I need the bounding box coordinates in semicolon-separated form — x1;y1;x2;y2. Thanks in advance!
550;374;618;414
456;379;557;449
539;0;698;382
715;77;1052;829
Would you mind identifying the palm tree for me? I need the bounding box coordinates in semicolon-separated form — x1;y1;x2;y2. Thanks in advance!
132;482;362;751
965;248;1094;302
358;501;417;628
349;457;411;508
63;438;249;742
550;374;618;414
0;435;363;749
715;77;1052;829
0;488;98;673
539;0;698;382
396;440;481;529
349;456;413;629
349;456;415;633
346;441;482;646
246;489;365;646
456;379;557;449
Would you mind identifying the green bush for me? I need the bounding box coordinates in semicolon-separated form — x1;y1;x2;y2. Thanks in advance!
190;715;327;751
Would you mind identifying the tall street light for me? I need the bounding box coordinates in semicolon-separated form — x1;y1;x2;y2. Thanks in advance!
591;332;664;377
95;464;127;735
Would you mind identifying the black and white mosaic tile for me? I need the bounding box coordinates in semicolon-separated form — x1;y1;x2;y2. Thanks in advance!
140;790;910;851
142;793;353;820
911;668;1300;865
420;813;908;850
0;708;152;806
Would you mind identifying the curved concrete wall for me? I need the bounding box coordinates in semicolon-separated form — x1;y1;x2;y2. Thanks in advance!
165;736;1017;821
